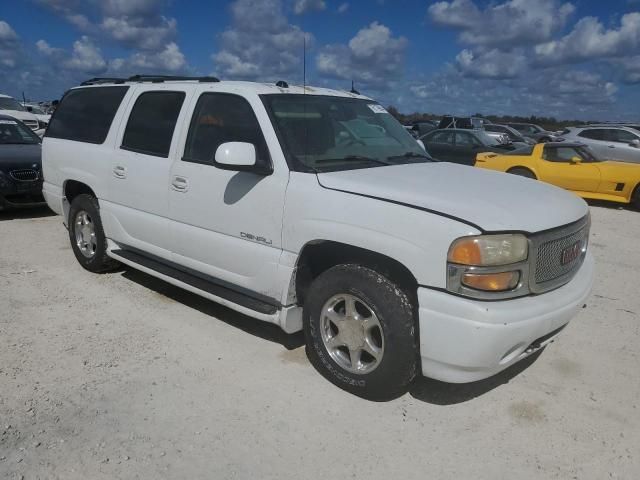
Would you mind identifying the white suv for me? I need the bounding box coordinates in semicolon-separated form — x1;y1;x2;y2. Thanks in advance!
42;75;594;400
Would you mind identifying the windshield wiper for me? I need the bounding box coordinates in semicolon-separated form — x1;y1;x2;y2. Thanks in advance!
386;152;433;163
315;155;389;166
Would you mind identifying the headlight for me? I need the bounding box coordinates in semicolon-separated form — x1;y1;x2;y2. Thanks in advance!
447;234;529;297
38;120;48;130
448;234;528;266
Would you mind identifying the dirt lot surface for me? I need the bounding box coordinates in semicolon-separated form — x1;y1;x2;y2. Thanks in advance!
1;204;639;479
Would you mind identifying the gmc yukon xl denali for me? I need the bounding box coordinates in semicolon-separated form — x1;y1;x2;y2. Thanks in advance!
42;76;594;400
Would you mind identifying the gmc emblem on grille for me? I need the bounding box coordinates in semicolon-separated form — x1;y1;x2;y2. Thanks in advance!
561;241;583;266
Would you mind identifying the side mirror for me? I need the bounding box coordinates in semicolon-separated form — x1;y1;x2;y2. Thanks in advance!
570;156;582;164
630;139;640;148
214;141;271;174
416;139;426;151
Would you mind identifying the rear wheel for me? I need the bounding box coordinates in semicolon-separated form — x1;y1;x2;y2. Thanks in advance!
508;167;537;180
68;194;119;273
303;264;418;401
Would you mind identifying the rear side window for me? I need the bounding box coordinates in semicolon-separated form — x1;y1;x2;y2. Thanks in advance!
454;132;478;146
121;91;185;158
46;87;129;144
609;129;638;144
428;131;453;144
578;129;606;141
183;93;270;167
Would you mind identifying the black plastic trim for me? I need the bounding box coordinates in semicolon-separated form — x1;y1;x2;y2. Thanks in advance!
110;247;280;315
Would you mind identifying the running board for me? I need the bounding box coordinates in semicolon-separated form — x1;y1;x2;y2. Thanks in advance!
109;248;280;315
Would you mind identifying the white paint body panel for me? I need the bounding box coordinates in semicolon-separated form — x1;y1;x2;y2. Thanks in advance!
317;162;588;232
42;80;594;384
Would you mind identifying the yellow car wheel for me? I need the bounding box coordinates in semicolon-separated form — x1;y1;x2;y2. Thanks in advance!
632;185;640;210
507;167;537;180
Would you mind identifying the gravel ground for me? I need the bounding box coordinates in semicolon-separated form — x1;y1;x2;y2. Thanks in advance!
1;204;639;480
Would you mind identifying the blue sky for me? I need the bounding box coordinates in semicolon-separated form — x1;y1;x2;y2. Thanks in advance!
1;0;639;120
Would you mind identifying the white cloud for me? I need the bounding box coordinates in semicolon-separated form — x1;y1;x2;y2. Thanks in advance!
316;22;407;90
213;0;312;81
123;42;186;71
63;36;107;73
337;2;349;13
293;0;326;15
35;0;188;74
428;0;575;47
0;21;21;68
535;13;640;65
455;48;527;79
36;39;65;57
100;16;177;51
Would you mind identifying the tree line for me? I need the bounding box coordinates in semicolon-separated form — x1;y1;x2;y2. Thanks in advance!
386;106;600;132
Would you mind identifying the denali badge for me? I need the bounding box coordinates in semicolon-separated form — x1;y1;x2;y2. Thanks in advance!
241;232;273;245
561;241;583;266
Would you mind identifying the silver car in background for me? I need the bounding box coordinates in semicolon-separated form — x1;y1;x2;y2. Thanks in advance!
561;126;640;164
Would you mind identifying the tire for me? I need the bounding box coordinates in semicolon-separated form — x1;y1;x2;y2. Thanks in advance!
632;185;640;210
303;264;418;401
68;194;119;273
508;167;537;180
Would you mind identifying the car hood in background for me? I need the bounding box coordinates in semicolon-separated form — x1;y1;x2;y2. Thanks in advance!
316;162;588;233
0;110;38;123
0;144;42;170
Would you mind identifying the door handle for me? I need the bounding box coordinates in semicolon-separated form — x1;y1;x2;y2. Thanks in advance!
171;176;189;192
607;145;616;148
113;166;127;179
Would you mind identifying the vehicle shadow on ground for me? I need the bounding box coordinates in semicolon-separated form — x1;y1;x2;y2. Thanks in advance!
119;266;542;405
586;199;637;212
120;268;305;351
0;206;55;221
409;350;543;405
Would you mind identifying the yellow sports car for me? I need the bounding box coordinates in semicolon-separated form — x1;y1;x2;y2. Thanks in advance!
475;142;640;209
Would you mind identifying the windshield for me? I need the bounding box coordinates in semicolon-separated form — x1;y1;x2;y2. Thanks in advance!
0;119;41;144
261;94;431;172
0;97;25;111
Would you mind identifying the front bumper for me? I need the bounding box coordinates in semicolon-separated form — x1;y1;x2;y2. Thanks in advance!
0;176;45;210
418;252;594;383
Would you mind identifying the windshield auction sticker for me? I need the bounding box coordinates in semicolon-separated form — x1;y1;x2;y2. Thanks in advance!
367;104;388;114
0;120;17;124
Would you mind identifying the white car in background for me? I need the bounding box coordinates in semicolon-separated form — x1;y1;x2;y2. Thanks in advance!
0;94;45;136
23;103;52;128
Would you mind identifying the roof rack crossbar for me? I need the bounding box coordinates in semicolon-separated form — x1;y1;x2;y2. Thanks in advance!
80;77;127;86
127;75;220;83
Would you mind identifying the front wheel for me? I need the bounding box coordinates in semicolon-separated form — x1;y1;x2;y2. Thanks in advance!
632;185;640;210
68;194;119;273
303;264;418;401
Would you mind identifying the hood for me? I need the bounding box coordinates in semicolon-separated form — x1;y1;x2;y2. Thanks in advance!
0;144;42;171
0;110;38;122
316;162;588;233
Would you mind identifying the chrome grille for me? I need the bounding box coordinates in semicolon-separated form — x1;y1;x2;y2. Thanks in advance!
529;215;590;293
10;169;39;181
23;120;39;130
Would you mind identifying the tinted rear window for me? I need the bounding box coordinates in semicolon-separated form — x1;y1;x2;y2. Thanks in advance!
121;91;185;158
46;86;129;144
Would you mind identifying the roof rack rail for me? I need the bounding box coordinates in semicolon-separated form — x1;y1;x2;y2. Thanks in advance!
127;74;220;83
80;77;127;86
